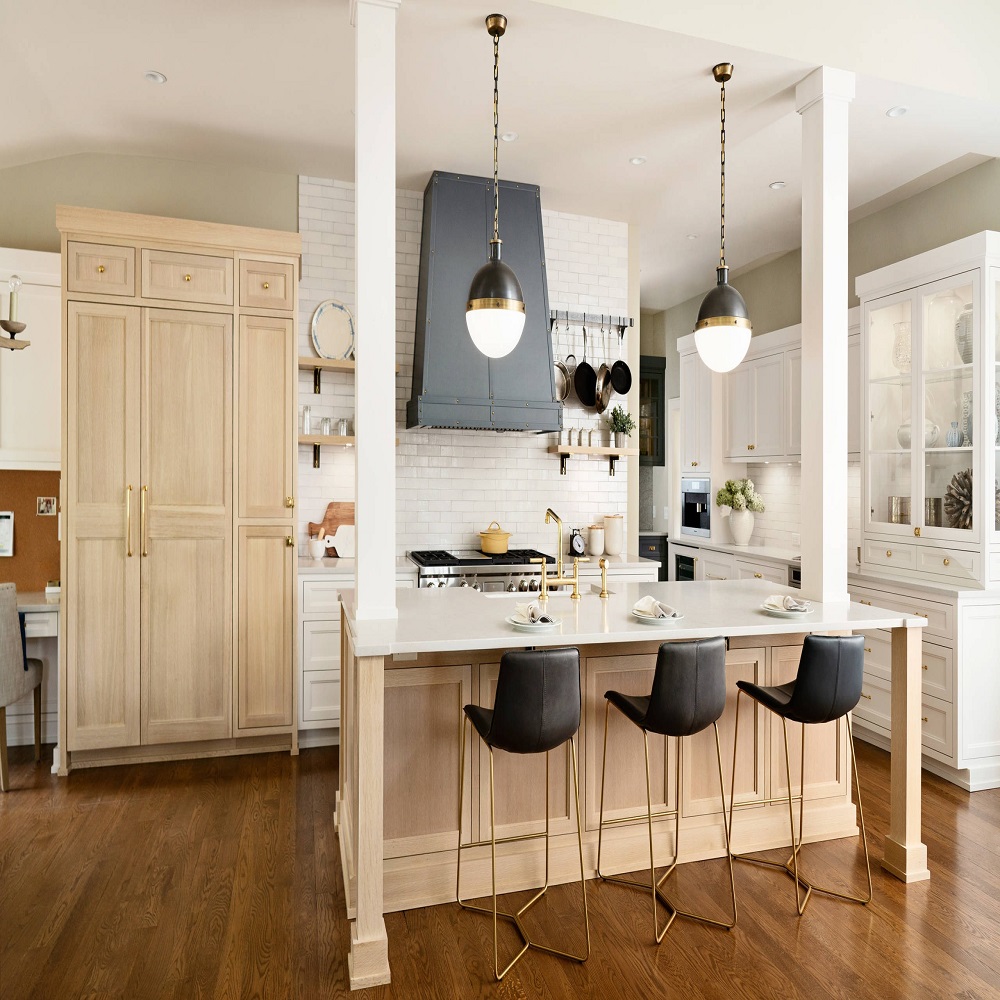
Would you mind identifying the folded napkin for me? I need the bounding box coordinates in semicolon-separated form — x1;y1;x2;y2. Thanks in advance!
763;594;811;612
511;601;555;625
633;595;681;619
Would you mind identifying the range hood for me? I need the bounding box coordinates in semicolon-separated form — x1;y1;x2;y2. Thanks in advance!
407;171;561;432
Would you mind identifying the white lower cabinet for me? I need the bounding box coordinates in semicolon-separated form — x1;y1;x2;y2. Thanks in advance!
700;550;736;581
735;558;786;585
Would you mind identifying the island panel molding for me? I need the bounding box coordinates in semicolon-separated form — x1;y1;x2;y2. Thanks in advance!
58;206;301;773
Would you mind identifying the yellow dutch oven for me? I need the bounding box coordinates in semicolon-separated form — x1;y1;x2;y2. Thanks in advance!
479;520;511;554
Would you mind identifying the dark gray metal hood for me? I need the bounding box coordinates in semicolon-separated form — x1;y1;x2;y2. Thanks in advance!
407;170;561;432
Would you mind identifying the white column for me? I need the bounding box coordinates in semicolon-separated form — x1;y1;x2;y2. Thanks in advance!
796;66;855;603
353;0;401;622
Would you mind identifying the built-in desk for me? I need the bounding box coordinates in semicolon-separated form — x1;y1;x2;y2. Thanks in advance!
13;592;60;771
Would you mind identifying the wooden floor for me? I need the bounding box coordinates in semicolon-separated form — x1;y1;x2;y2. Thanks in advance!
2;740;1000;1000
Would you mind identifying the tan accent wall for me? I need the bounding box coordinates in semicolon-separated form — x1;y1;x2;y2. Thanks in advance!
0;153;298;253
0;471;60;591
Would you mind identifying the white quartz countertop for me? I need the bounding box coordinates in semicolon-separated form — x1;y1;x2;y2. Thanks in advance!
342;579;924;657
17;592;61;613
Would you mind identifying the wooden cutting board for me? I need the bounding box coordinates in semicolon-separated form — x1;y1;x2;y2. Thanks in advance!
308;502;355;540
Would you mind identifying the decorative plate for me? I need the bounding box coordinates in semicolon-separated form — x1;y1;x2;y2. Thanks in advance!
760;604;813;618
310;299;355;360
631;610;684;624
505;615;562;633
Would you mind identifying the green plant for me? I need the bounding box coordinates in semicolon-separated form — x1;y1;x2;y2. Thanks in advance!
608;405;636;437
715;478;765;513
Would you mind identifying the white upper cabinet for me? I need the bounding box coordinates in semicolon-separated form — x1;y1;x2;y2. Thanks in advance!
0;249;61;469
679;350;712;473
725;351;784;460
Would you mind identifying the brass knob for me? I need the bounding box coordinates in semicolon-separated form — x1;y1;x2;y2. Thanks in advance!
263;281;270;289
860;692;872;700
285;535;294;547
943;558;950;566
864;647;872;653
886;550;892;557
748;444;755;451
754;572;762;579
184;274;192;282
691;461;698;467
921;716;928;723
922;664;928;671
914;527;921;537
97;264;106;273
284;496;295;508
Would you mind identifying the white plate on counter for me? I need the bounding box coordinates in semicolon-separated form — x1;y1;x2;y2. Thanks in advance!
631;610;684;624
505;615;562;633
760;604;813;618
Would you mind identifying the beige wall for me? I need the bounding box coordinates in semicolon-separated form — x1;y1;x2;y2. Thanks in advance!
658;157;1000;360
0;153;298;252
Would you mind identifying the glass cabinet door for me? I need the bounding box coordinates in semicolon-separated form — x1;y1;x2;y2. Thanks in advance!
867;294;914;532
920;273;977;538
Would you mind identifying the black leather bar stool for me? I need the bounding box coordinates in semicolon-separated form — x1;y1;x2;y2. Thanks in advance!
597;637;737;944
728;633;872;915
456;647;589;981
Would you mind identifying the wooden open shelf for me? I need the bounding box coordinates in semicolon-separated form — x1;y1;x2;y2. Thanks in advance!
298;356;356;373
547;444;639;476
299;434;355;447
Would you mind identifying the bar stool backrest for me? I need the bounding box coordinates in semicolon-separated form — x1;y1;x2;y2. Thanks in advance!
644;637;727;737
784;634;865;724
488;647;581;755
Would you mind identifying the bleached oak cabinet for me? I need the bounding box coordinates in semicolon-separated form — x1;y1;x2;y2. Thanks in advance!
58;207;300;772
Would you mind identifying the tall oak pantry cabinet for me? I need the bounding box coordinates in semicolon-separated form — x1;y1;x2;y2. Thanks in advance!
56;208;300;773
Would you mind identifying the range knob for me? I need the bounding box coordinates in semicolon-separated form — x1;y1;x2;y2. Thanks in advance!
528;578;540;592
506;581;517;592
460;579;470;588
472;580;483;592
518;579;529;592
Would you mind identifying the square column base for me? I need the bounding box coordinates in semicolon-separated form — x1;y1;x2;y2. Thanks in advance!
348;920;390;989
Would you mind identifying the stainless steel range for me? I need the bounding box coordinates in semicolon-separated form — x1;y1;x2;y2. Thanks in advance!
409;549;557;592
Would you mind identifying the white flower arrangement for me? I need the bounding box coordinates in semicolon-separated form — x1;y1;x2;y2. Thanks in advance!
715;478;765;513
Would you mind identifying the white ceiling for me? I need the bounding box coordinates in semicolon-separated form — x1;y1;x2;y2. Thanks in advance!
4;0;1000;310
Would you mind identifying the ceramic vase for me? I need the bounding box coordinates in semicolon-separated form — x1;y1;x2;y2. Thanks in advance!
946;421;962;447
614;431;626;448
955;306;974;364
729;509;754;546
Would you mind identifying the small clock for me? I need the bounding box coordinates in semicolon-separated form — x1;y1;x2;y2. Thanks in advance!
570;528;586;557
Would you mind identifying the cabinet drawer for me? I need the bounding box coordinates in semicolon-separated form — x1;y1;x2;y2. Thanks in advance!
302;669;340;724
22;611;58;639
67;241;135;296
301;581;343;615
851;586;953;642
855;672;953;757
141;249;234;305
302;619;341;673
239;259;294;310
916;545;979;582
860;630;953;703
863;539;916;572
736;559;786;585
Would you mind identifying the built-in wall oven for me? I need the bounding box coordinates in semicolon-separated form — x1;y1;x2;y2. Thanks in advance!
680;477;711;538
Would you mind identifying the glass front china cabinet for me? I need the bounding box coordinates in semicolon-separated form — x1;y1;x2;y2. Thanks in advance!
858;232;1000;587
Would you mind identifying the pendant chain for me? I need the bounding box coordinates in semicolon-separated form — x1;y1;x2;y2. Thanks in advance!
720;78;726;268
492;31;501;243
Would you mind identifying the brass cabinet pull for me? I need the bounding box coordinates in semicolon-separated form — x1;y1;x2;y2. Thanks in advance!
285;535;295;547
860;599;872;606
864;647;872;653
922;664;929;671
914;527;921;537
943;558;950;566
691;461;698;467
98;264;106;273
921;716;929;723
125;485;133;557
860;692;872;700
886;549;892;557
141;485;148;556
285;496;295;508
748;443;755;451
263;281;270;289
184;274;192;282
754;572;763;578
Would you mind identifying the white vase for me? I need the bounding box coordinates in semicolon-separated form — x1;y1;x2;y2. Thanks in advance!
729;509;754;546
614;431;626;449
604;514;623;556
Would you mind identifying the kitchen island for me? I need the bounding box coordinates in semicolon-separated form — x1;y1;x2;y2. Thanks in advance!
336;580;929;989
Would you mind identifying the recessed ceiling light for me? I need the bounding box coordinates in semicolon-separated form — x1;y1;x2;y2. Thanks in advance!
144;70;167;84
628;156;647;166
769;180;787;190
500;131;518;142
685;234;698;240
885;105;908;118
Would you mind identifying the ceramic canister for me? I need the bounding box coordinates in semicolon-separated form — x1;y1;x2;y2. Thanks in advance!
604;514;623;556
588;524;605;556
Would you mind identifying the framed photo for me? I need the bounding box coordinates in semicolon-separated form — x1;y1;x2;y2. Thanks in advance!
37;496;57;516
0;512;12;557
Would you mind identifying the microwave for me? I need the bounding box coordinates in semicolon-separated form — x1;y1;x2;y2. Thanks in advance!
680;477;711;538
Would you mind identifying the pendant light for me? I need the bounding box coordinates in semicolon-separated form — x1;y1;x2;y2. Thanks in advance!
694;63;752;373
466;13;525;359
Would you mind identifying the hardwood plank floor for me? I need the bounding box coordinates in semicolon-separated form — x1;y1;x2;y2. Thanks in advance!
2;740;999;999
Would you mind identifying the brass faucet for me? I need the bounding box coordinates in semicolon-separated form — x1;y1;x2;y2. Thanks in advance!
540;510;590;600
545;508;564;580
599;557;609;599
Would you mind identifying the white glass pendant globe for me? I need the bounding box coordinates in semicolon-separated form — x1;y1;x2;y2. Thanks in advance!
466;307;526;359
694;325;751;373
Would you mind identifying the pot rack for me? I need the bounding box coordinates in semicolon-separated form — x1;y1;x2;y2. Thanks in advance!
549;311;634;332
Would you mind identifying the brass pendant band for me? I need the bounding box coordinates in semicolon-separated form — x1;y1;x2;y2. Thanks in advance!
467;297;526;313
694;315;752;331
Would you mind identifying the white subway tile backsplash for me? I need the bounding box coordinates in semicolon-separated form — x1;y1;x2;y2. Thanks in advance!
297;175;630;557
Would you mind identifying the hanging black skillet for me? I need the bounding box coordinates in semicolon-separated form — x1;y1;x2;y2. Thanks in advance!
574;323;597;407
611;323;632;394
